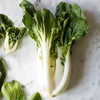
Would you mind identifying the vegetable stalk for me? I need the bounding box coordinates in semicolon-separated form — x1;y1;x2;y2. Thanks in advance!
42;41;55;95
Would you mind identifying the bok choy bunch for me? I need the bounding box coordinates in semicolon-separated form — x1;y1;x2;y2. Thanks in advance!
20;0;89;97
0;14;26;54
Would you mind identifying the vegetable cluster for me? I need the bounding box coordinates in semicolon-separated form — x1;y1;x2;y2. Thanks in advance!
0;0;89;99
20;0;89;97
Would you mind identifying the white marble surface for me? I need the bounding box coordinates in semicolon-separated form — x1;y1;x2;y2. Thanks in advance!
0;0;100;100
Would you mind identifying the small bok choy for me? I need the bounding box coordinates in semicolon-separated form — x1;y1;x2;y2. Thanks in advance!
0;14;26;54
20;0;89;97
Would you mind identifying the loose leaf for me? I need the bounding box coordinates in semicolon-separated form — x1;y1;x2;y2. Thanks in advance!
1;80;26;100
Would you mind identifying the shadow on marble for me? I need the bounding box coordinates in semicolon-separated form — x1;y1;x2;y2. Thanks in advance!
67;10;100;90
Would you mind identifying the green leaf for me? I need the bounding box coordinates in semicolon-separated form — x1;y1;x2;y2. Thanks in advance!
20;0;36;16
29;8;60;48
0;26;5;39
7;27;26;41
30;92;42;100
70;18;88;39
56;2;71;18
1;80;26;100
22;12;34;27
0;14;13;32
0;57;7;91
0;14;13;39
20;0;36;27
70;4;86;20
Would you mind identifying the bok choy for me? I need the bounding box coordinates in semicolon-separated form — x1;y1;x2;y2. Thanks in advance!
0;14;26;54
20;0;89;97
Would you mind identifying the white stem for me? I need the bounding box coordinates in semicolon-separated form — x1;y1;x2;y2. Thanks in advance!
42;42;55;96
55;47;64;87
37;48;44;89
52;49;71;96
3;34;18;54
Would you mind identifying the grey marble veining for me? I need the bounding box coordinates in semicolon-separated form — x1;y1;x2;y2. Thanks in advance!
0;0;100;100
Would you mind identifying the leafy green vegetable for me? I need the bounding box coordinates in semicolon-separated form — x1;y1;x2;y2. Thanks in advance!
0;57;7;91
20;0;60;94
20;0;89;96
30;92;42;100
56;2;89;65
0;14;26;54
20;0;36;27
1;80;26;100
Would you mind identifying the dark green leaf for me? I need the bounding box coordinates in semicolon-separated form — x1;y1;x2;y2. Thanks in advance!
56;2;71;18
0;14;14;39
20;0;36;27
7;27;26;41
22;12;34;27
70;4;86;21
0;57;7;91
20;0;36;16
70;18;88;39
0;14;13;31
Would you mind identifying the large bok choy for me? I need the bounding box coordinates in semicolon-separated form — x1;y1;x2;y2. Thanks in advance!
0;14;26;54
20;0;89;97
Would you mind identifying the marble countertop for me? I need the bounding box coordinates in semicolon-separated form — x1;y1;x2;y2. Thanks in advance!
0;0;100;100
